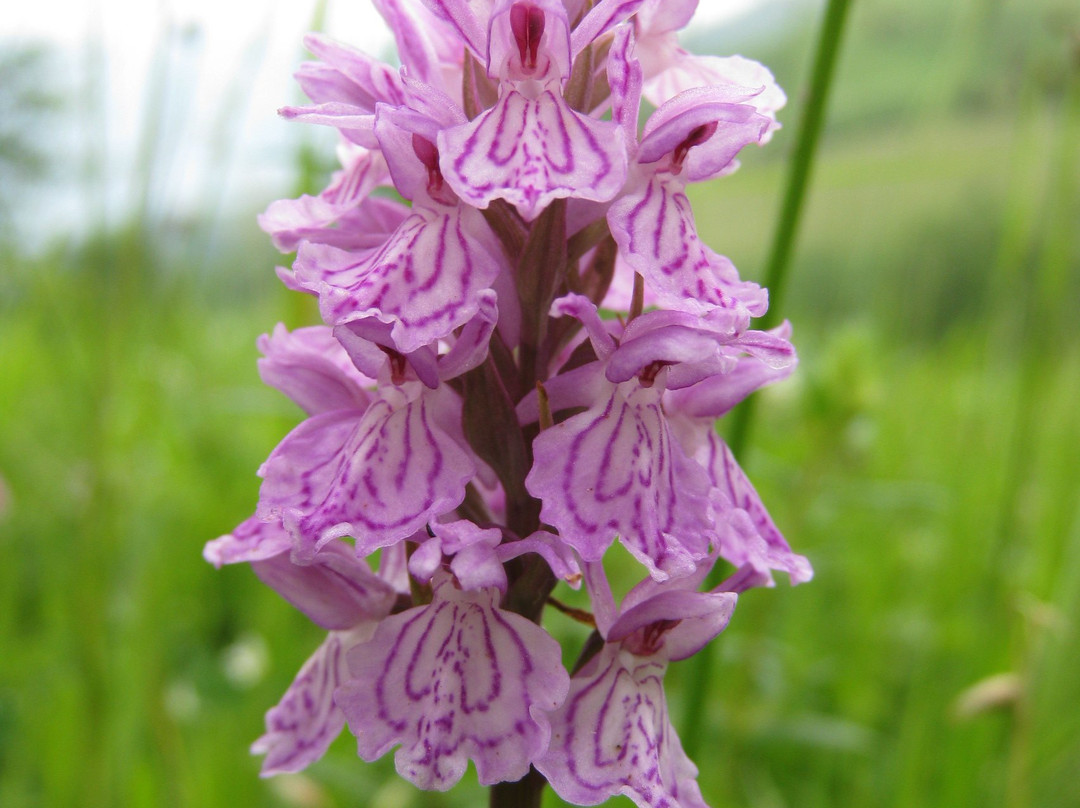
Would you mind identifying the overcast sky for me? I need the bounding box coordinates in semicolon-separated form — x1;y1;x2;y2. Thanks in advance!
4;0;770;245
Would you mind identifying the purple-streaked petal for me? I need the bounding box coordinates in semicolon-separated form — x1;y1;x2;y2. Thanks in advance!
636;0;698;34
439;88;627;221
279;103;378;148
583;559;618;637
664;326;796;418
257;324;373;415
373;0;465;93
258;385;475;560
252;628;372;776
413;519;508;592
252;540;397;630
608;24;643;145
203;515;290;568
298;33;407;111
435;290;499;381
337;574;570;789
537;644;708;808
608;171;767;319
333;319;442;389
497;531;583;588
550;292;617;358
526;383;714;580
570;0;645;58
420;0;489;57
608;590;736;662
644;53;786;141
292;205;504;354
702;430;812;584
638;89;769;181
259;146;389;253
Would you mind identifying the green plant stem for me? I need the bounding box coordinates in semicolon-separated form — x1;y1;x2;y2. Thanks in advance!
680;0;855;758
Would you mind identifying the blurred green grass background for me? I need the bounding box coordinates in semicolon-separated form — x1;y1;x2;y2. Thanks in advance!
1;0;1078;806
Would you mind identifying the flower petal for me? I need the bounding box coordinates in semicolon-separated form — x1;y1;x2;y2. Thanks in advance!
526;382;714;580
608;589;736;662
373;0;464;94
488;0;571;82
252;628;371;776
439;88;627;221
257;386;475;560
637;88;769;181
258;146;389;253
337;574;569;789
702;430;812;585
497;531;582;588
419;0;488;58
298;33;407;111
252;541;397;630
292;205;504;354
256;324;373;416
570;0;645;58
607;23;643;144
608;171;767;319
279;102;378;148
203;515;290;568
663;325;796;418
643;53;786;141
538;645;708;808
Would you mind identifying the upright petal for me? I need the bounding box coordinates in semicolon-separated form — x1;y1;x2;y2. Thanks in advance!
607;23;643;145
297;33;406;111
570;0;645;59
203;515;290;568
258;146;389;253
664;324;796;419
488;0;571;82
252;541;397;630
644;54;786;141
439;88;627;221
637;88;769;182
337;574;570;789
373;0;465;96
256;324;373;416
420;0;489;58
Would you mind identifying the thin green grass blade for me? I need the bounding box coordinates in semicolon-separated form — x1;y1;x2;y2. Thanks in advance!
681;0;856;759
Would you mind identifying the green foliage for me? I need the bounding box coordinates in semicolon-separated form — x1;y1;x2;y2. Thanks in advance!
1;0;1078;806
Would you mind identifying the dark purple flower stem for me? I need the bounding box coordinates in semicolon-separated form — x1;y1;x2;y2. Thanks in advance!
490;766;548;808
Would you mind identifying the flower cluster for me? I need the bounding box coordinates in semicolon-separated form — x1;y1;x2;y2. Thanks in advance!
206;1;810;805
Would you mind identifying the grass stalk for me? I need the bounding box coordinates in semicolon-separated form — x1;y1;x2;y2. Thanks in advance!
681;0;856;759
